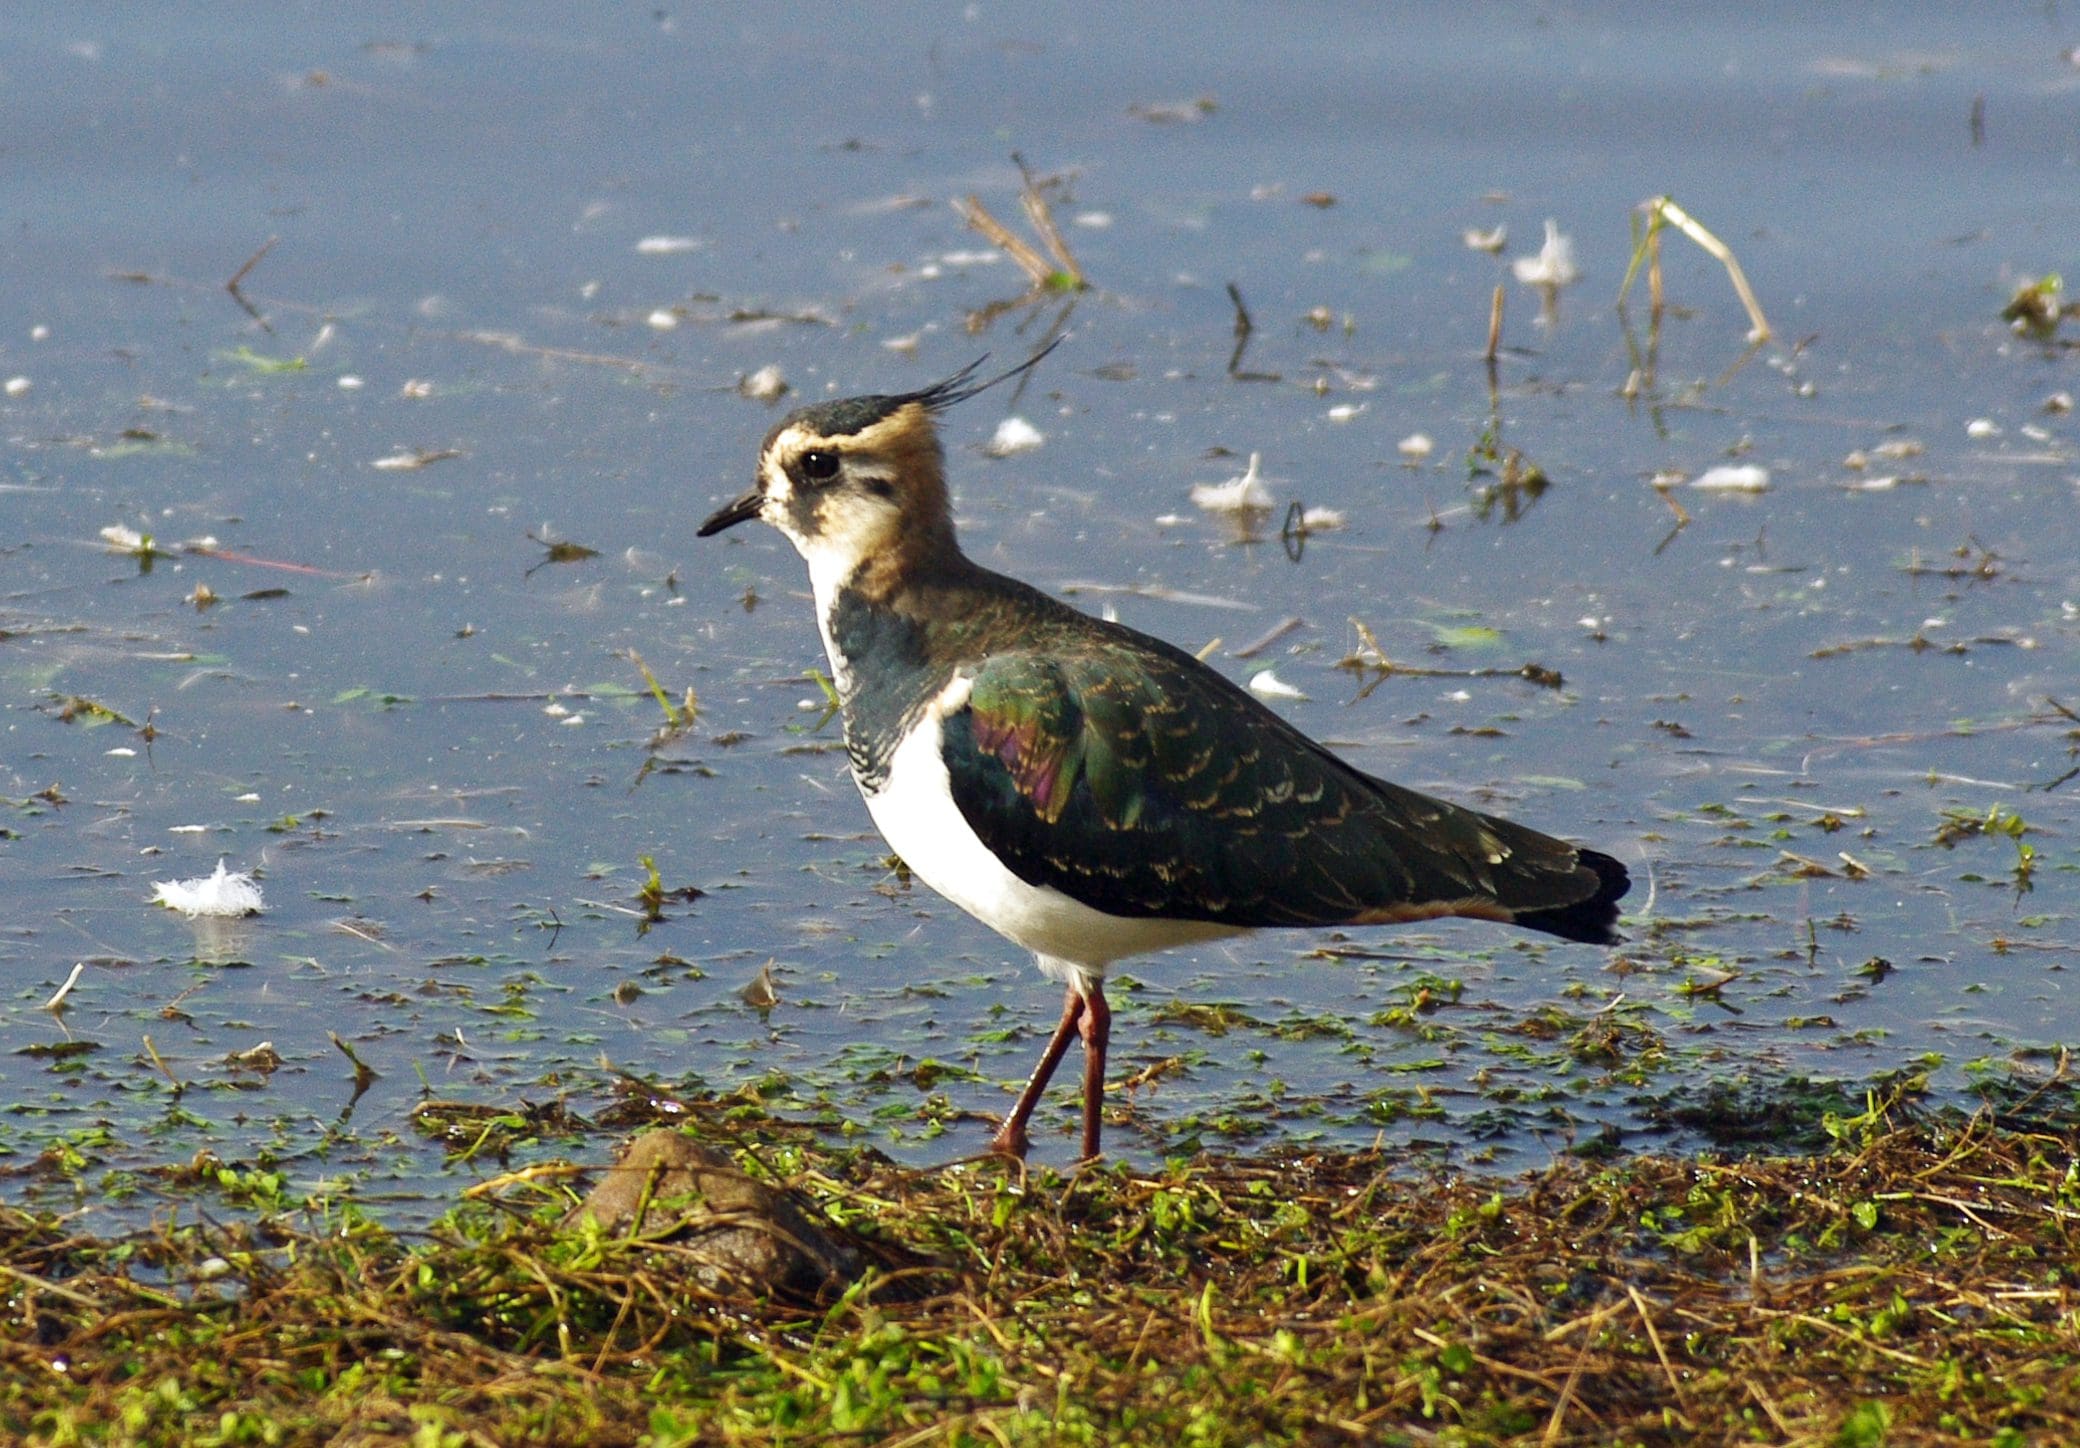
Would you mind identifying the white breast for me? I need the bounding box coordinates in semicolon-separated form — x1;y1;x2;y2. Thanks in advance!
859;675;1242;980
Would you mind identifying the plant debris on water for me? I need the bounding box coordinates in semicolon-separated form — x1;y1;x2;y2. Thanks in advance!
9;1099;2080;1445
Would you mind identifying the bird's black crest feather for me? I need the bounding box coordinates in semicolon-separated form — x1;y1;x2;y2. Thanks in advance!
900;336;1063;414
779;338;1064;440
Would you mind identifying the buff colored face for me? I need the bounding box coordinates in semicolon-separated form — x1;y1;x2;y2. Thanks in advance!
699;398;952;602
751;416;907;566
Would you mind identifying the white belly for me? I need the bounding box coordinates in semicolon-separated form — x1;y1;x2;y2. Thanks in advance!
860;678;1241;981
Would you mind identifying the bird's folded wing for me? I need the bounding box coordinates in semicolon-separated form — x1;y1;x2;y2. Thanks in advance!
939;644;1592;928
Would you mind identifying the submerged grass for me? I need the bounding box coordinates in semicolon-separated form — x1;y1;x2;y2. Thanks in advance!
8;1104;2080;1445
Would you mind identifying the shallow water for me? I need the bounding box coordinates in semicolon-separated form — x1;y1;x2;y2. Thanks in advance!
4;4;2076;1226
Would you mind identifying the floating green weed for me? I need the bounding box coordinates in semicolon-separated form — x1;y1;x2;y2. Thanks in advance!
218;345;308;373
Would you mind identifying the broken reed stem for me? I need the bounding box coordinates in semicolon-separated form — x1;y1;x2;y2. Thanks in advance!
1652;477;1692;528
41;962;85;1013
1618;196;1771;343
141;1034;183;1094
953;197;1057;289
954;156;1086;293
627;648;689;726
1224;282;1279;382
224;234;278;328
1014;152;1082;286
226;235;278;293
1227;281;1254;340
1484;284;1504;362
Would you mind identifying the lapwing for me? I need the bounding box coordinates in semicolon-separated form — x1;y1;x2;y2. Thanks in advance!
698;349;1629;1160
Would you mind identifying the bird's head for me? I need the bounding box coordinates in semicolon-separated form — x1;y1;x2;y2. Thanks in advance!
698;343;1058;597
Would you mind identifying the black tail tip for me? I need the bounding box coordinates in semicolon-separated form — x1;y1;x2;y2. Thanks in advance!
1516;848;1631;946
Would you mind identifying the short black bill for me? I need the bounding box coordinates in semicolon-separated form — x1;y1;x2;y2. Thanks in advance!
697;490;763;536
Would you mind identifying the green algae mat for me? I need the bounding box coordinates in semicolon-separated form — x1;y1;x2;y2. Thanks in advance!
8;1100;2079;1446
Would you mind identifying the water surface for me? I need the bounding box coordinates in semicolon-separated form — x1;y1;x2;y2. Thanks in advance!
4;3;2076;1225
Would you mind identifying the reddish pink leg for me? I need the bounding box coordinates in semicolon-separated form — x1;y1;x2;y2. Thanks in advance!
1077;984;1111;1161
990;987;1085;1158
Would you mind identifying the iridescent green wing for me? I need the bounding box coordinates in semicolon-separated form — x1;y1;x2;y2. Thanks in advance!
942;634;1623;936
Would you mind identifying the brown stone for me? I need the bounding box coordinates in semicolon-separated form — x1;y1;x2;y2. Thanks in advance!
565;1129;866;1303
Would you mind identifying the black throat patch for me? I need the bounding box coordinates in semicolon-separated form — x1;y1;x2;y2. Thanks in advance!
826;585;946;791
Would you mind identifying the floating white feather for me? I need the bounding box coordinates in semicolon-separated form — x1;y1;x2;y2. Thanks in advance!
1690;465;1771;493
986;417;1045;456
1511;219;1579;288
151;859;265;918
1248;669;1309;701
1190;453;1272;512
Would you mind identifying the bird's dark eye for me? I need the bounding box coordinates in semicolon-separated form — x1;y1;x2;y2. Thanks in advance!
798;449;841;484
